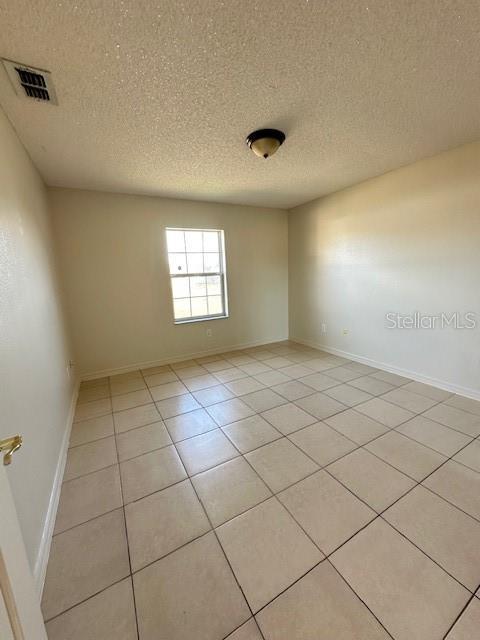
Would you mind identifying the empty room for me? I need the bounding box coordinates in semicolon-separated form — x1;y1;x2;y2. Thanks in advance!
1;2;479;639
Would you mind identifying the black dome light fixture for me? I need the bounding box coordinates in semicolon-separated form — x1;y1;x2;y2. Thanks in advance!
246;128;285;159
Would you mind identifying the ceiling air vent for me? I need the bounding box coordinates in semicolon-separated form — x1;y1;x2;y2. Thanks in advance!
2;59;58;104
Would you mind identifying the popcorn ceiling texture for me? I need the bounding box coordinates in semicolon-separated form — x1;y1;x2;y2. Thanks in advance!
0;0;479;208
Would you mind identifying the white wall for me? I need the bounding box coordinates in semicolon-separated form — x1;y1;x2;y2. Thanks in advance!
50;189;288;376
0;107;75;576
289;141;480;397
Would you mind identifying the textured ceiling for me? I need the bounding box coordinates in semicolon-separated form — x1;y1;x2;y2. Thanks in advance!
1;1;480;209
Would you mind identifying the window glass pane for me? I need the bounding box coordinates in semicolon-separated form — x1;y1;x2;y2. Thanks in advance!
173;298;191;319
187;252;204;273
169;253;187;275
185;231;203;252
204;252;220;273
171;277;190;299
206;275;221;295
191;296;208;316
208;295;223;315
203;231;219;252
166;230;185;252
190;276;207;297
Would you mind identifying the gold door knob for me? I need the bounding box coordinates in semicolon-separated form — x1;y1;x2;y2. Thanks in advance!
0;435;23;466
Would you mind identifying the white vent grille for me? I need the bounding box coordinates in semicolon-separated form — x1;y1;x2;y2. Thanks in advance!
2;59;58;104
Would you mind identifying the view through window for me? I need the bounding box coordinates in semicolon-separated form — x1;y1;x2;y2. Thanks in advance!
165;228;228;323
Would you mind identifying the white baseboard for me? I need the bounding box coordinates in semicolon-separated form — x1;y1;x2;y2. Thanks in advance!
33;380;79;596
80;336;289;381
290;336;480;401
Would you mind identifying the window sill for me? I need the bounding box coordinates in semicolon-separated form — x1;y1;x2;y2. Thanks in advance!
174;314;229;325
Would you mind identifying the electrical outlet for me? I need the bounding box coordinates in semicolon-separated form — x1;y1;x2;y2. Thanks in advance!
342;329;349;335
321;323;327;334
206;328;212;338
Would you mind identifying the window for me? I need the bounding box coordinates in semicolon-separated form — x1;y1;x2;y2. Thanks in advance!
165;228;228;323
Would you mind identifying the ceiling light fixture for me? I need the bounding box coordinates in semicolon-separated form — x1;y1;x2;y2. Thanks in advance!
246;128;285;159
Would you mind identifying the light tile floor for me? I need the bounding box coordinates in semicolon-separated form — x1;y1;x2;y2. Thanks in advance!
42;341;480;639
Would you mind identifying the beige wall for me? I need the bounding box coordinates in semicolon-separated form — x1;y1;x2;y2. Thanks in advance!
0;107;75;574
50;189;288;376
289;142;480;397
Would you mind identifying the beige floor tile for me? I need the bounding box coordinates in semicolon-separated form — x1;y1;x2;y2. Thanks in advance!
348;375;395;395
55;465;122;533
202;359;234;373
217;498;323;612
77;384;110;404
176;429;239;475
225;619;263;639
134;532;249;640
110;370;142;383
125;479;210;570
445;597;480;639
64;436;117;481
295;392;347;420
225;377;267;396
214;367;248;383
253;370;292;386
402;381;452;401
323;383;373;407
246;438;318;492
192;384;235;406
323;366;362;382
74;398;112;422
423;403;480;436
261;402;317;435
80;376;109;389
192;457;271;527
298;372;339;391
69;413;114;447
184;373;220;392
380;388;438;413
256;561;390;640
116;421;171;461
227;355;256;366
384;486;480;590
263;356;294;369
176;365;209;379
206;397;255;426
366;431;446;481
239;362;273;376
355;397;414;427
327;448;415;511
303;358;338;372
289;422;356;467
242;388;287;412
278;364;313;379
111;388;152;412
370;370;411;386
110;377;146;396
149;380;189;401
141;363;172;375
453;439;480;472
45;578;137;640
279;471;375;554
330;519;469;640
324;409;388;445
155;392;201;418
113;403;161;433
396;415;472;456
170;358;198;370
271;380;316;400
120;445;186;503
446;394;480;417
165;407;218;442
423;461;480;519
42;509;130;620
222;415;281;453
344;362;378;375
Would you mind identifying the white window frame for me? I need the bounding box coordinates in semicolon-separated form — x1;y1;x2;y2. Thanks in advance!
165;227;229;324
